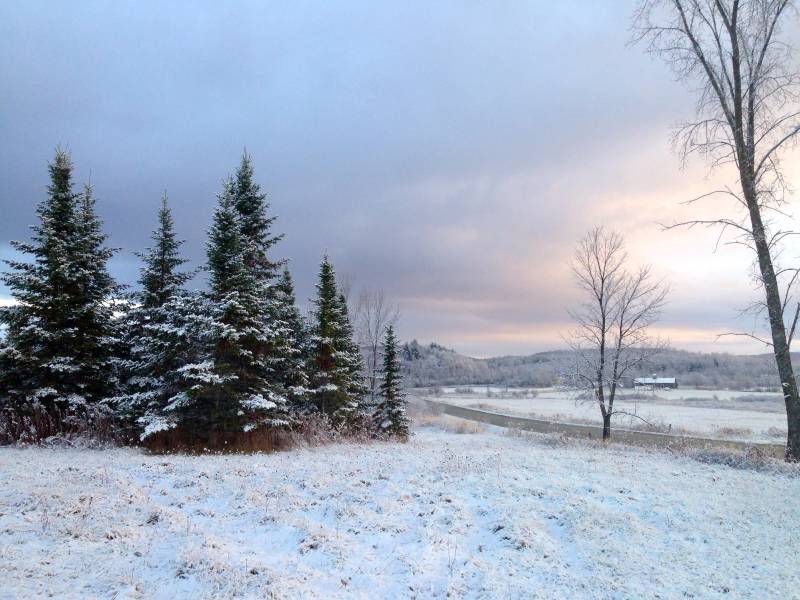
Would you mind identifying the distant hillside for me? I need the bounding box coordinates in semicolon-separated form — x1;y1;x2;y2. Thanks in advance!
400;340;782;391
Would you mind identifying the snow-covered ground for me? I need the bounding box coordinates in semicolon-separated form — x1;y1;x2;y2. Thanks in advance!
433;387;787;443
1;425;798;599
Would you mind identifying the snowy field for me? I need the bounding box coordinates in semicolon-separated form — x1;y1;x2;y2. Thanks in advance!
1;425;799;599
431;387;787;443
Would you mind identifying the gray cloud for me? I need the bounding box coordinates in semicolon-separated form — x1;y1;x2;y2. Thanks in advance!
1;1;797;356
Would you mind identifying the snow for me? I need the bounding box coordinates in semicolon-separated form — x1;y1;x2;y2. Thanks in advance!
140;417;176;440
1;426;798;599
437;387;788;443
240;394;278;411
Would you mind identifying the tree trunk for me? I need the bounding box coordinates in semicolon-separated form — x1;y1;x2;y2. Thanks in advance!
602;413;611;441
742;179;800;460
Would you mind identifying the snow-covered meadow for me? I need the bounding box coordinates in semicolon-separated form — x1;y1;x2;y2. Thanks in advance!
1;422;798;599
433;387;787;443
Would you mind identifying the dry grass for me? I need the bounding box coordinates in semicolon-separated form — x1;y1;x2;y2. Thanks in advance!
142;413;385;454
415;413;486;434
0;402;123;446
681;446;797;474
734;394;783;403
143;425;294;454
712;426;754;438
466;403;700;437
411;399;486;435
763;426;787;439
445;418;486;434
504;427;797;475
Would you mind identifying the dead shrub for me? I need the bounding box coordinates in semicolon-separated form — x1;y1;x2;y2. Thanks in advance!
0;401;123;446
287;412;339;447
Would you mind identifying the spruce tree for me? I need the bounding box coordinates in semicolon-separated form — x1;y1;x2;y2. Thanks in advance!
0;150;117;432
273;268;310;412
134;291;209;439
172;178;289;442
116;194;197;437
138;193;193;309
308;256;342;416
233;151;282;282
374;325;409;439
71;183;121;402
232;152;301;405
335;292;369;418
308;256;367;425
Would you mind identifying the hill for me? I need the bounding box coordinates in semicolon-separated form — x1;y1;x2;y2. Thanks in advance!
400;340;782;391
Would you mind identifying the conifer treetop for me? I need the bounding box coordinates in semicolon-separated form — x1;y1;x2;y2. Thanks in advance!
207;177;251;298
138;193;192;309
234;151;283;281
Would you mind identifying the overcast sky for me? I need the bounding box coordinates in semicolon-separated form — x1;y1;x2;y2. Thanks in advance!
2;1;799;357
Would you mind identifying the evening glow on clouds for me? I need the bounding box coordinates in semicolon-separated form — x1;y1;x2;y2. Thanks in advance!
1;1;798;357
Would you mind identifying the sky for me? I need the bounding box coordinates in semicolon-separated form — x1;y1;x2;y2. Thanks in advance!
1;1;799;358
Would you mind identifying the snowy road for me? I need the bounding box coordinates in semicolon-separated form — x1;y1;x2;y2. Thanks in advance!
1;428;798;599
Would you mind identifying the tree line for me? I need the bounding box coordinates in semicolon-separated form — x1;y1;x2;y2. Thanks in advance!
402;341;780;391
0;149;409;448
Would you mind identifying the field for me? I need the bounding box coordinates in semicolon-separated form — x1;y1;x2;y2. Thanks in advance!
1;418;799;599
428;387;788;443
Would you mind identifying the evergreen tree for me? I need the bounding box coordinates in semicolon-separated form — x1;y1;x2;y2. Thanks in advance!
134;291;210;439
374;325;409;439
273;268;310;411
71;183;122;401
308;256;367;425
233;151;282;282
335;292;369;416
170;178;289;442
0;150;117;431
138;193;193;309
116;194;197;437
232;152;309;415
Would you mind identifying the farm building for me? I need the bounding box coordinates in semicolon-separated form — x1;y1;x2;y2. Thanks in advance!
633;376;678;390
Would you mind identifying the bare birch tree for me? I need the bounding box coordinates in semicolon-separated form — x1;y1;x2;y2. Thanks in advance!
633;0;800;459
355;289;399;404
568;228;669;440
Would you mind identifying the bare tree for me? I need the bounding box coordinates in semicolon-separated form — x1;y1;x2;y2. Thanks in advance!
337;272;354;308
355;289;400;403
633;0;800;459
568;228;669;440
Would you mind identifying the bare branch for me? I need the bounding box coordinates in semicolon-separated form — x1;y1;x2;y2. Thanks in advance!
566;227;670;439
716;331;774;347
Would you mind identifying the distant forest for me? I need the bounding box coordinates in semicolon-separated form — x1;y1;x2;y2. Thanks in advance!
401;341;782;391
